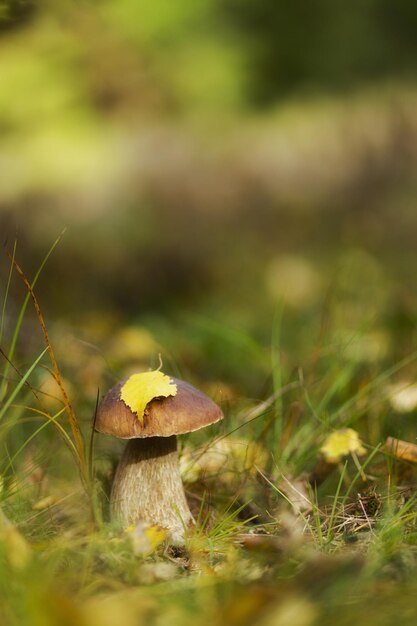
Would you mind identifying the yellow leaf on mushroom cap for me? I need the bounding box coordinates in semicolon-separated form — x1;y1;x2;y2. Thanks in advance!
320;428;366;464
120;371;177;424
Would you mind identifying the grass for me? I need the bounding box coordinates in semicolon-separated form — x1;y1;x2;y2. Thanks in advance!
2;243;417;626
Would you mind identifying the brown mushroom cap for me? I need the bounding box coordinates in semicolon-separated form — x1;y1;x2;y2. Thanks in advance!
95;377;224;439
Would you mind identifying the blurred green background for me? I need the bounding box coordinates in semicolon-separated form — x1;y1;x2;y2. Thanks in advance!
1;0;417;398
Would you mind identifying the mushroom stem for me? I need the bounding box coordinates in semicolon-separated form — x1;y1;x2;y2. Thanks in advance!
110;436;193;542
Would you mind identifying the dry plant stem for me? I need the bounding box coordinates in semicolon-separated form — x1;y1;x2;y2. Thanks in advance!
10;256;86;476
111;436;194;543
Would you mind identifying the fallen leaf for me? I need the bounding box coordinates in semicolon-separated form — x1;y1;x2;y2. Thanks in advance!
32;495;58;511
126;521;167;556
385;437;417;463
320;428;366;464
0;524;32;570
120;371;177;424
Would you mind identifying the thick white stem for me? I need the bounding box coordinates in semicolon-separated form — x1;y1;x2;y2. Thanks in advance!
110;436;193;543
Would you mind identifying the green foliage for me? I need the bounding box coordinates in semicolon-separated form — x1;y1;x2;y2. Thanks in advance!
219;0;417;103
0;0;35;31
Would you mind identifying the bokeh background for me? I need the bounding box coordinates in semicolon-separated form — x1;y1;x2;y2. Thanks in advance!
1;0;417;403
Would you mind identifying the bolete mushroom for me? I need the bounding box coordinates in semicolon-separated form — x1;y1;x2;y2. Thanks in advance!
95;374;223;543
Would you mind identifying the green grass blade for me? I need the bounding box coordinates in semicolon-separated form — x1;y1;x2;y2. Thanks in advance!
329;351;417;427
0;348;48;422
271;304;284;449
0;409;64;478
0;232;64;400
326;461;348;543
0;239;17;348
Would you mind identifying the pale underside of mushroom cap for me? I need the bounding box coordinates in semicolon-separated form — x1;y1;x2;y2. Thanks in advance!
95;377;223;439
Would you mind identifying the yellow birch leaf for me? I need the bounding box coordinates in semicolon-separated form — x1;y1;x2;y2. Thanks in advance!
120;371;177;424
126;521;167;556
1;525;32;570
320;428;366;464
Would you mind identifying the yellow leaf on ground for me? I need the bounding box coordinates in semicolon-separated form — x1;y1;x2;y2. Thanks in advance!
126;521;167;556
32;495;58;511
320;428;366;463
0;525;32;570
120;371;177;423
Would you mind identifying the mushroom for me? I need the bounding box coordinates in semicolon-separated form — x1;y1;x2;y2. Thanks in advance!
95;376;223;543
